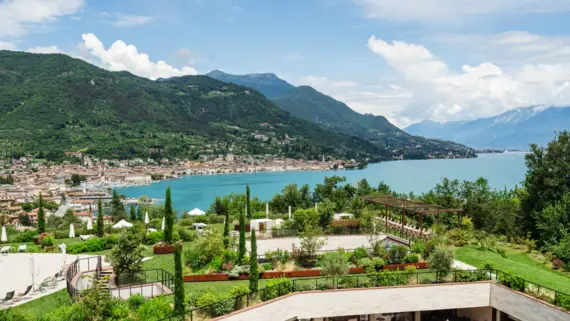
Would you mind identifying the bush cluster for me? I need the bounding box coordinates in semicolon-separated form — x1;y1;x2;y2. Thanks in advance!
67;235;118;254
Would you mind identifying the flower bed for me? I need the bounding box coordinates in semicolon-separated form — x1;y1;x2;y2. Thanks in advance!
184;262;429;282
153;242;182;255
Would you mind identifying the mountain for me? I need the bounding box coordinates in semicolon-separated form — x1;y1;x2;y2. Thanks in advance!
405;106;570;149
207;70;475;159
0;50;383;160
206;70;294;98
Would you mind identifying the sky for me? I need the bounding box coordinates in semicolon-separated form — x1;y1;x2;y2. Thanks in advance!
2;0;570;128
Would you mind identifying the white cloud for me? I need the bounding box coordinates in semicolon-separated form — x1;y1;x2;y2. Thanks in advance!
0;41;17;50
355;0;570;23
27;45;62;54
0;0;85;38
175;47;208;64
81;33;198;80
111;13;155;27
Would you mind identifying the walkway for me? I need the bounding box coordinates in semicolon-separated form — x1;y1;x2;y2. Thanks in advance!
250;235;385;256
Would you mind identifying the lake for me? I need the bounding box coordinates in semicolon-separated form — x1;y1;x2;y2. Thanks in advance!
119;153;527;213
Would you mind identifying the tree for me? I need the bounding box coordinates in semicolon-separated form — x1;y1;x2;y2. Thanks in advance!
18;214;31;226
37;193;45;233
109;229;146;276
298;226;326;267
130;204;137;222
109;190;126;222
537;193;570;248
238;208;246;263
70;173;86;186
249;229;258;293
136;206;143;221
522;131;570;240
63;209;80;226
320;252;349;284
429;246;455;281
96;198;104;237
246;185;251;219
164;187;174;244
292;208;319;232
318;200;335;229
173;244;185;316
223;209;230;249
356;178;372;196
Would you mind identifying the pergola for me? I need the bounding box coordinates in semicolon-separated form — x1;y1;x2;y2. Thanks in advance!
361;195;463;238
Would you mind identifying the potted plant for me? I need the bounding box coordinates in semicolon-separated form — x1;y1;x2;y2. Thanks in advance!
39;232;55;249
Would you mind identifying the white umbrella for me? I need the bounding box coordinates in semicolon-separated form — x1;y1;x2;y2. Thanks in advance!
29;255;35;291
59;243;67;269
112;219;133;229
288;206;292;219
69;224;75;238
144;212;149;224
161;217;165;231
315;202;318;211
188;208;206;216
87;217;93;230
266;203;269;219
1;226;6;243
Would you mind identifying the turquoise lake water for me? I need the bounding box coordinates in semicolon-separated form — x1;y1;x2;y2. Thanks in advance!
119;153;527;212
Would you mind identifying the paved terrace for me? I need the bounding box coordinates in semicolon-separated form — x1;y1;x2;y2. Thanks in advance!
0;253;103;309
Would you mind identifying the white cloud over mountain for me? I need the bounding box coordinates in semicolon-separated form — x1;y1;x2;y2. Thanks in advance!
27;45;62;54
81;33;198;80
0;0;84;38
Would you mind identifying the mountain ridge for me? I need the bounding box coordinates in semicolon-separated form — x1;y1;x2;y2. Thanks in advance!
405;106;570;149
207;70;475;159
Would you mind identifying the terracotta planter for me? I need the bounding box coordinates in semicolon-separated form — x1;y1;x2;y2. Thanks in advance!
349;267;365;274
153;243;182;255
184;274;229;282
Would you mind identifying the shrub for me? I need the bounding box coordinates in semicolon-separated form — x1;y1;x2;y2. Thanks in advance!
424;239;437;257
0;309;33;321
351;247;369;264
553;235;570;266
136;296;173;321
229;284;250;309
16;230;36;243
358;257;385;274
40;233;55;247
495;247;507;258
262;262;273;271
145;231;164;245
208;257;224;272
404;253;419;264
388;245;409;264
446;228;471;247
411;238;426;255
177;227;197;242
127;294;146;310
265;249;290;266
228;265;249;279
552;258;566;270
196;291;234;317
261;278;292;301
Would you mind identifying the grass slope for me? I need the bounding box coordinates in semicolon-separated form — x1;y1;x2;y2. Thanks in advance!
454;246;570;293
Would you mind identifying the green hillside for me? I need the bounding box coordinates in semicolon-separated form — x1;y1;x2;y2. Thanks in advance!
0;51;381;161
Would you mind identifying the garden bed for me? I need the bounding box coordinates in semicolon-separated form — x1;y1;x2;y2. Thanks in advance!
184;262;429;282
153;243;182;255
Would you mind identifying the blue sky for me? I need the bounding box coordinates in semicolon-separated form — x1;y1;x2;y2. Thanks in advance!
3;0;570;127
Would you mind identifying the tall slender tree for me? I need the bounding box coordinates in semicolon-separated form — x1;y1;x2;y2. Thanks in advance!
223;210;230;249
96;198;104;237
37;193;45;233
129;204;137;221
173;245;185;316
110;190;126;222
164;187;174;244
246;185;251;219
239;207;246;263
249;229;258;293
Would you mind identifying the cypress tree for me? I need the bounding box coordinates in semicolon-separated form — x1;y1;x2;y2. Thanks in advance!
223;210;230;248
37;193;45;233
129;204;137;221
249;229;258;293
136;206;143;221
164;187;174;244
246;185;251;219
239;208;246;263
96;198;104;237
173;245;185;317
110;190;126;221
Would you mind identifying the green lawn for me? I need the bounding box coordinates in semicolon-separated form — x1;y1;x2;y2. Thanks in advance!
454;246;570;293
15;289;71;317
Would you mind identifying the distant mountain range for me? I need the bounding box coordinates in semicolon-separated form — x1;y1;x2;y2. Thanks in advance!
405;106;570;149
206;70;475;159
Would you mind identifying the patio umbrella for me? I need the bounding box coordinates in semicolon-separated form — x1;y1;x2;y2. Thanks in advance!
87;217;93;230
29;255;35;291
315;202;318;212
266;203;269;219
1;225;6;243
161;217;165;230
144;212;149;225
288;206;291;219
69;224;75;238
59;243;67;269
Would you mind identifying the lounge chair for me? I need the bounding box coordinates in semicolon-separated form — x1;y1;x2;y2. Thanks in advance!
18;244;27;252
79;235;93;241
12;285;32;302
1;291;15;305
0;246;13;254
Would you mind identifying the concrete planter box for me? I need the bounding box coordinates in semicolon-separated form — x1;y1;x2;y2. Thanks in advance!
153;243;182;255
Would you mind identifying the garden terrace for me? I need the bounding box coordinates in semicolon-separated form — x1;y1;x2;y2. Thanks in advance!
156;269;570;321
361;195;464;238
